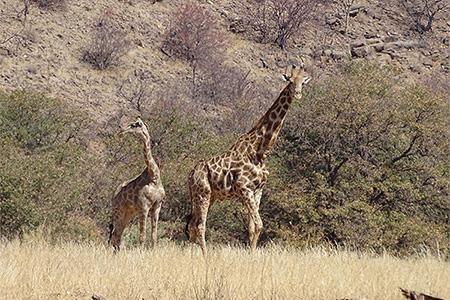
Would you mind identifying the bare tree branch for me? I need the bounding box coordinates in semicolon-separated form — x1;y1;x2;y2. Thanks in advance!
390;134;420;165
396;0;449;33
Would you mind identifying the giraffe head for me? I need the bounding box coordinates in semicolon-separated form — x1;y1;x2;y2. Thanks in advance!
120;117;148;137
283;64;311;95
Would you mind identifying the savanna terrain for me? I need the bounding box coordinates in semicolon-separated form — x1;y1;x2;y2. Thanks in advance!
0;0;449;299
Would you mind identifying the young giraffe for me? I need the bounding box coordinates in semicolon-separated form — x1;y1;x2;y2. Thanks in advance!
187;65;311;255
108;117;165;251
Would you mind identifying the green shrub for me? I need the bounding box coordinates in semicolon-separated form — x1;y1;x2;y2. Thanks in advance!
0;91;91;239
261;63;449;255
1;61;447;256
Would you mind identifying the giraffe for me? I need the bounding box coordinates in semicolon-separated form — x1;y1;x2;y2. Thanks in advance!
108;117;165;251
187;65;311;255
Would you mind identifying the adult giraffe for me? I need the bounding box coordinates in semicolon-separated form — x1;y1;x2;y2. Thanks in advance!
187;65;311;255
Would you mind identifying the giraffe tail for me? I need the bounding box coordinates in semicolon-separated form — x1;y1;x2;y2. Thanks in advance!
184;213;192;240
108;223;114;244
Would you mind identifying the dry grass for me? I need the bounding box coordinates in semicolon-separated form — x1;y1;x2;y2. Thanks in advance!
0;237;448;300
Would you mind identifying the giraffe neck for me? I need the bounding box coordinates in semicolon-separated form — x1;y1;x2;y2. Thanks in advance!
141;129;161;184
246;82;296;162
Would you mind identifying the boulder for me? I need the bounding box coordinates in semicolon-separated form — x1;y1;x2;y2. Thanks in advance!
423;59;433;68
331;50;349;60
351;40;366;48
373;43;385;52
366;38;382;45
351;46;374;58
384;40;420;50
323;49;332;57
229;19;245;34
349;5;366;17
326;16;339;26
383;35;398;43
364;32;380;39
260;58;268;68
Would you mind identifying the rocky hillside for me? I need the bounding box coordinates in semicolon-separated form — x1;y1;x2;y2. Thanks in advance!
1;0;448;123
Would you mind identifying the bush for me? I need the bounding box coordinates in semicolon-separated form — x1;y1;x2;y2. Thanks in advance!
83;16;129;70
246;0;324;49
263;62;449;254
162;1;226;91
117;69;155;113
195;63;273;133
396;0;449;33
31;0;65;10
0;91;91;239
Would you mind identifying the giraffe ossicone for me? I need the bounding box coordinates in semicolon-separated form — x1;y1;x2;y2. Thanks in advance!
187;65;311;255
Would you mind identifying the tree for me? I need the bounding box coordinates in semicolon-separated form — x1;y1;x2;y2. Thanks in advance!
0;91;91;239
396;0;449;33
248;0;322;49
268;62;449;253
162;2;226;96
337;0;356;34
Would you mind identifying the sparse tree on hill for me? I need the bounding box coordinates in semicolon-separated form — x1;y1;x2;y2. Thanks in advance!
337;0;357;34
248;0;323;49
162;2;226;97
396;0;449;33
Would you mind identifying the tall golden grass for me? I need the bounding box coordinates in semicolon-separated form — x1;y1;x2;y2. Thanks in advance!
0;236;448;300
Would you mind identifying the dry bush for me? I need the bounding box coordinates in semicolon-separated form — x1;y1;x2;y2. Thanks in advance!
117;69;157;113
83;16;129;70
396;0;449;33
195;64;253;105
0;27;36;56
195;64;273;133
247;0;324;49
31;0;66;10
162;1;226;88
336;0;357;34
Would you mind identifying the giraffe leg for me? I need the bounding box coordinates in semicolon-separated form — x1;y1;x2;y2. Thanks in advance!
150;202;162;248
252;189;263;250
188;162;212;256
187;213;199;258
139;209;149;247
197;201;210;256
111;210;134;252
188;213;199;243
111;223;125;252
247;213;255;245
188;195;210;256
243;190;263;251
188;192;211;255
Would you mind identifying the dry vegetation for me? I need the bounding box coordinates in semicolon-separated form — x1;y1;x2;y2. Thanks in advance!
1;1;449;298
0;236;449;300
82;15;129;70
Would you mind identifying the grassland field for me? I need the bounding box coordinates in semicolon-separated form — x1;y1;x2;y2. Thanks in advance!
0;235;448;300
